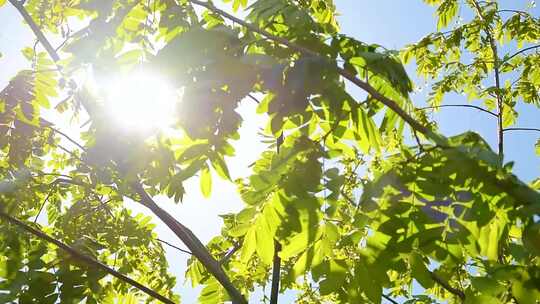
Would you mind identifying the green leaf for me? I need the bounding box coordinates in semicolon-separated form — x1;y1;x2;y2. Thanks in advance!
464;294;500;304
409;252;434;289
350;51;412;98
470;277;505;296
200;165;212;198
512;279;540;304
356;106;382;153
240;228;257;262
255;215;275;265
280;232;309;260
523;223;540;255
209;152;232;180
319;260;347;295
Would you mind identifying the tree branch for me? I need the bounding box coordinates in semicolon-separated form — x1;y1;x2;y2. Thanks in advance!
48;126;87;151
0;209;176;304
269;240;282;304
416;104;498;117
430;271;465;300
33;185;55;223
498;9;531;17
470;0;504;164
132;182;247;304
187;0;433;140
8;0;60;62
269;132;284;304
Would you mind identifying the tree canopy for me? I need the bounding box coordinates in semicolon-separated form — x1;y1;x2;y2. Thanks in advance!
0;0;539;303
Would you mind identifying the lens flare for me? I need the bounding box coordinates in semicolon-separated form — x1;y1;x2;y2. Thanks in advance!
106;73;178;130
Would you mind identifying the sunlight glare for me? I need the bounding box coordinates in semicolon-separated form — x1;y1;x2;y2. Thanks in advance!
106;73;178;131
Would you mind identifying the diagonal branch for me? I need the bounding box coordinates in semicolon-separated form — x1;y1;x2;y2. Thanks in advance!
188;0;433;139
8;0;60;62
430;271;465;300
382;294;399;304
132;182;247;304
0;209;176;304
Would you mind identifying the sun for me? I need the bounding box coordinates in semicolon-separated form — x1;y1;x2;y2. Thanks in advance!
106;73;178;131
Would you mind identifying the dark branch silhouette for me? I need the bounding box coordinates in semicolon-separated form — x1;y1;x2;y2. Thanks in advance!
132;182;247;304
430;271;465;300
0;210;176;304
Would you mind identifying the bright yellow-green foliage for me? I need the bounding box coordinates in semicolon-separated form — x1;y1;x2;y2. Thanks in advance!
0;0;539;303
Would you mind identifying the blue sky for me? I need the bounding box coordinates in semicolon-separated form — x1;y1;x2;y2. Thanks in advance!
1;1;539;303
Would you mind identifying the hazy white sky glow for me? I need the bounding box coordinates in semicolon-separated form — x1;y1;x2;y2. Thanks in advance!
106;72;178;130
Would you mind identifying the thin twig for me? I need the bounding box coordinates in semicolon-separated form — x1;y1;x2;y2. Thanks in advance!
382;294;399;304
247;93;261;104
416;104;497;118
430;271;465;300
502;45;540;64
49;127;86;151
219;242;240;265
0;210;176;304
270;131;284;304
33;186;56;223
503;127;540;133
498;9;531;17
413;130;425;152
157;238;192;255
